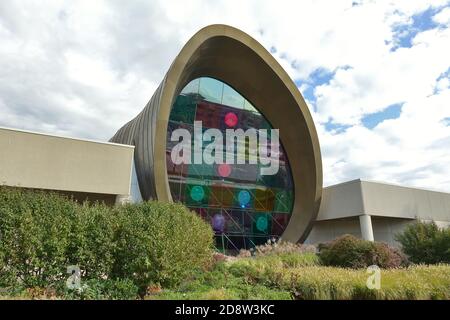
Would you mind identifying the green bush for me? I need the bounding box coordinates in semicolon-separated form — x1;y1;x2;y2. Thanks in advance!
59;278;139;300
282;264;450;300
237;239;316;258
68;202;116;279
147;261;293;300
0;187;77;287
148;258;450;300
395;221;450;264
111;201;214;290
0;187;214;297
319;234;408;269
0;188;117;288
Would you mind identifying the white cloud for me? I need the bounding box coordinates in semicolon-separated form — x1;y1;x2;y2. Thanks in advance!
434;5;450;24
320;87;450;191
314;25;450;125
0;0;449;191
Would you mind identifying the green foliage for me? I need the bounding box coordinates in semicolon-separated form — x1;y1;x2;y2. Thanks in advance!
148;256;450;300
0;187;214;298
68;202;116;279
147;262;293;300
1;187;448;300
237;240;316;258
282;264;450;300
319;234;408;269
111;201;214;289
0;187;77;287
395;221;450;264
59;279;139;300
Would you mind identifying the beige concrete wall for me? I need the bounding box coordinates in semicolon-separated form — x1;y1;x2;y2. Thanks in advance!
316;180;365;221
361;180;450;222
304;217;362;244
0;127;134;195
304;216;415;247
310;179;450;246
318;179;450;222
370;217;415;246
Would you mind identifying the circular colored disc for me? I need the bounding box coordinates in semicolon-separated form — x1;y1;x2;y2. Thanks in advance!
238;190;251;207
212;214;225;233
256;215;268;232
224;112;238;127
190;185;205;201
218;164;232;177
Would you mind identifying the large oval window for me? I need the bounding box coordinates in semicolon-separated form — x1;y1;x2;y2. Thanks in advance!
166;77;294;252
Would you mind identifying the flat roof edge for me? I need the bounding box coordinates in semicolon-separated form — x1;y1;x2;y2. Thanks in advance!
323;178;362;189
325;178;449;195
0;126;135;149
359;178;450;195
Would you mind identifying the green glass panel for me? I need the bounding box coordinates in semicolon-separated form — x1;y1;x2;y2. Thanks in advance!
185;183;210;206
274;190;293;213
252;212;272;235
170;95;197;124
187;163;214;177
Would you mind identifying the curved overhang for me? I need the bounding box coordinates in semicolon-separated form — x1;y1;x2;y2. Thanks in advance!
110;24;322;243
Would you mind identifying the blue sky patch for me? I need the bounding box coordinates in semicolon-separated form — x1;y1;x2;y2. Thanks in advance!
324;121;352;133
296;68;337;101
390;6;443;51
298;84;315;105
362;103;403;129
308;67;336;86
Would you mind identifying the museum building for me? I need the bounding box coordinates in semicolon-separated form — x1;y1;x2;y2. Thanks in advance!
1;25;448;251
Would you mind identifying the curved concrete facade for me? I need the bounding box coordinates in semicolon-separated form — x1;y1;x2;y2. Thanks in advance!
110;24;322;243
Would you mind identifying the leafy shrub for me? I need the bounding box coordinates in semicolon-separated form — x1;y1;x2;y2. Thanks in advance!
395;221;450;264
283;264;450;300
111;201;214;290
237;239;316;258
68;202;116;279
0;187;117;288
319;234;408;269
276;252;320;268
371;242;408;268
0;187;77;287
147;261;293;300
149;257;450;300
0;187;214;298
59;279;139;300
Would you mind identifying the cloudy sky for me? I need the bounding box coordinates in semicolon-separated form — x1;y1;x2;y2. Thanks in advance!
1;0;449;191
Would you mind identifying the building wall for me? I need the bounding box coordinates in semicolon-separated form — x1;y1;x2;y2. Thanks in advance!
0;127;134;197
370;217;415;246
361;180;450;222
304;217;362;244
316;180;365;221
304;216;416;247
306;179;450;246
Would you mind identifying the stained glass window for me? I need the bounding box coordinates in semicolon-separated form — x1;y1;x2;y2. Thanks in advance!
166;77;295;253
